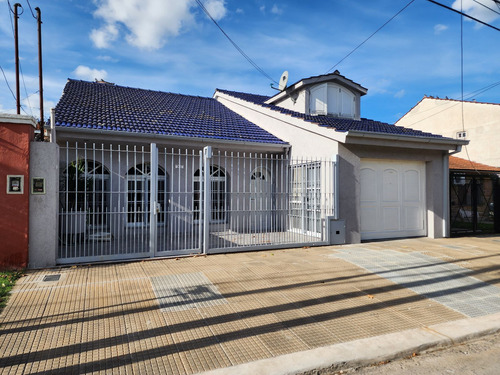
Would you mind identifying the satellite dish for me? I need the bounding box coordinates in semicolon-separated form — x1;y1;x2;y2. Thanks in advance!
279;70;289;91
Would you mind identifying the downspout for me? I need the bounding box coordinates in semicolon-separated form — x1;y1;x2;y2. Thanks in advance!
443;145;462;237
50;108;56;143
334;154;339;220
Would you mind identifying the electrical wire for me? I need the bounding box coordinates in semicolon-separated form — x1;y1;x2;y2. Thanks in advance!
461;0;464;131
472;0;500;16
5;0;36;116
25;0;38;19
19;64;34;117
426;0;500;32
0;65;17;102
325;0;416;73
458;0;477;172
396;79;500;131
194;0;278;84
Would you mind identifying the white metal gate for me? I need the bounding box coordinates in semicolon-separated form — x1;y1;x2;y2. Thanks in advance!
58;143;337;264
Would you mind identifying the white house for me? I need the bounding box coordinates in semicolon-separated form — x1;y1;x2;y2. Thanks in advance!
28;72;466;267
215;71;467;243
395;96;500;167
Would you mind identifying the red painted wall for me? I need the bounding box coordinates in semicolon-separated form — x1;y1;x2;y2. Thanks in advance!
0;120;34;269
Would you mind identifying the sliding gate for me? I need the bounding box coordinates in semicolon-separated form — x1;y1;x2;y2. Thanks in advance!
450;172;500;235
58;143;337;264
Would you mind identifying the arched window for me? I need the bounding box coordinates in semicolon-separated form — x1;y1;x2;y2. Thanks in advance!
193;165;227;222
250;167;273;231
127;163;167;225
59;159;110;228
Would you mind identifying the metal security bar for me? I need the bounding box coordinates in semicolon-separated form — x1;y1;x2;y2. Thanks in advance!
450;172;499;235
204;149;337;253
58;142;338;263
58;142;204;263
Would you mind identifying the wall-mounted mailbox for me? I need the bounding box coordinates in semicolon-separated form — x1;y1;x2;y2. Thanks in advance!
31;177;46;194
7;175;24;194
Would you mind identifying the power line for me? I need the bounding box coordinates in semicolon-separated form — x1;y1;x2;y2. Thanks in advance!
326;0;416;73
194;0;278;84
472;0;500;16
426;0;500;32
0;65;17;102
25;0;38;19
19;63;34;117
5;0;37;116
398;79;500;130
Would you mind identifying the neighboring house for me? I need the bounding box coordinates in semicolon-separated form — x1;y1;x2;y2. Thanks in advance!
214;71;467;243
30;71;466;267
449;156;500;235
395;97;500;167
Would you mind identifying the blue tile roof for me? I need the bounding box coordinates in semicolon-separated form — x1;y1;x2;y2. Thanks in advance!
218;89;444;139
55;80;287;144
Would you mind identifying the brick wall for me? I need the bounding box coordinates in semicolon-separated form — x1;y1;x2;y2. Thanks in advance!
0;115;35;269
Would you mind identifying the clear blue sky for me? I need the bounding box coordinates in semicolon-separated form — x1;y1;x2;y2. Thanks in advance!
1;0;499;124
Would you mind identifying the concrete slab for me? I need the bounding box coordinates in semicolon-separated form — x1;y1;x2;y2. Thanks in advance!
1;236;500;374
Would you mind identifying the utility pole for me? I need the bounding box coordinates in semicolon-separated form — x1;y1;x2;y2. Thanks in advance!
14;3;22;115
36;7;44;135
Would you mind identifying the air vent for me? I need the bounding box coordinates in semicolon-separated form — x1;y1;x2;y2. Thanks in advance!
43;274;61;282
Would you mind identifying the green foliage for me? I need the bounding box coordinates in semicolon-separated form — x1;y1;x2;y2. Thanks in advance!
60;159;93;211
0;270;23;311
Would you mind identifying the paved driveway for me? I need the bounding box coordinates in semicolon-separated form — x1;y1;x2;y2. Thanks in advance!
1;236;500;374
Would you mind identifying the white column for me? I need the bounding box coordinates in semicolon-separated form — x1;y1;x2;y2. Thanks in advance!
203;146;212;254
149;143;158;256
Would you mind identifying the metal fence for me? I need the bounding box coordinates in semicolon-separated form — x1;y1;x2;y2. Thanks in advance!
450;172;499;235
58;142;338;264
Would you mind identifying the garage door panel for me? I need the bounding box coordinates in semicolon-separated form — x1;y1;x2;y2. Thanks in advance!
361;159;426;240
382;169;399;202
404;206;423;231
403;170;420;202
361;207;379;232
360;168;377;202
382;207;400;231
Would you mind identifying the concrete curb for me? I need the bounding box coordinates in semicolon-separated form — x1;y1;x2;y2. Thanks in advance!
197;312;500;375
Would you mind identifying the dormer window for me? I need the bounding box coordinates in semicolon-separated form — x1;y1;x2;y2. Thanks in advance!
309;83;355;118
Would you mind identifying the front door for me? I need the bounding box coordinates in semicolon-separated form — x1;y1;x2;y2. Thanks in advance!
126;163;166;226
250;167;273;232
290;162;322;236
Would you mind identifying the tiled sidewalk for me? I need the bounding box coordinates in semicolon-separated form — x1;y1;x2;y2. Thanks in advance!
1;236;499;374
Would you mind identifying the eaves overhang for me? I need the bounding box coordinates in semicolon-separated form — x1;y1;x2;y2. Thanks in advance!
344;130;469;151
265;72;368;106
54;126;290;152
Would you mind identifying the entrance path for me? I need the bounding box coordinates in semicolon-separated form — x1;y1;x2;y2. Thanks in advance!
1;236;500;374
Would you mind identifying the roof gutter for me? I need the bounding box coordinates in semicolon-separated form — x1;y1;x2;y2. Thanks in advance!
345;129;469;147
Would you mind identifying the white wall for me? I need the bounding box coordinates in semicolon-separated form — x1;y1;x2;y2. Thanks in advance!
216;91;453;244
340;144;448;241
215;92;342;159
396;98;500;167
29;142;59;268
272;89;308;114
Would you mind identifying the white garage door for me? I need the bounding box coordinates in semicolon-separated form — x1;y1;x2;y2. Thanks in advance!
360;159;426;240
